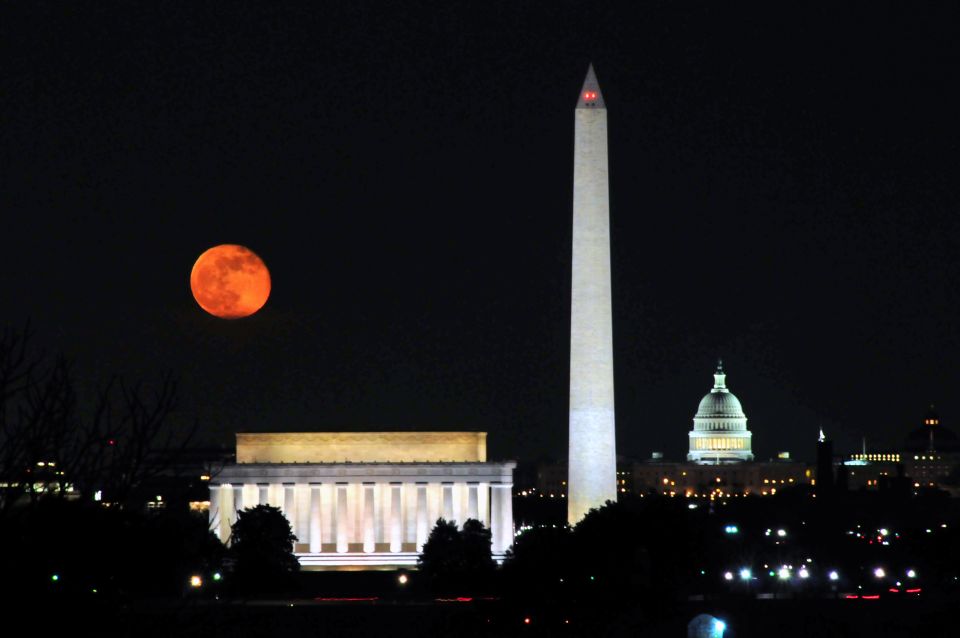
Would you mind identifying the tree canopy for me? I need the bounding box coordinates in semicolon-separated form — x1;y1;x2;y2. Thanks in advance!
418;518;495;593
228;504;299;593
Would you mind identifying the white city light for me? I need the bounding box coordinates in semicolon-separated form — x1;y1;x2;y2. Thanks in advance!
739;568;751;581
724;571;734;581
873;568;885;579
798;568;809;579
776;529;787;538
828;570;839;581
778;568;790;580
906;569;916;579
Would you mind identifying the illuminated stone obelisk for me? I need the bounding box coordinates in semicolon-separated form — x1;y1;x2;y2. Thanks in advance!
568;64;617;524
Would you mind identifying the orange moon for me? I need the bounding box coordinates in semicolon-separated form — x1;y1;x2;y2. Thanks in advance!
190;244;271;319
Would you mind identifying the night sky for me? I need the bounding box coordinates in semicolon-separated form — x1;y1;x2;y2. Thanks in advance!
3;2;959;463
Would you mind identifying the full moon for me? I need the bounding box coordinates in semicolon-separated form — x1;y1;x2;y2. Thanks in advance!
190;244;271;319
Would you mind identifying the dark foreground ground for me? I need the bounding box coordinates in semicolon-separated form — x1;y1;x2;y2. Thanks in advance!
31;594;956;638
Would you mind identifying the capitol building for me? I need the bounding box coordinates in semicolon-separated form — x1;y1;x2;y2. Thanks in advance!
687;361;754;464
531;362;808;501
631;362;805;498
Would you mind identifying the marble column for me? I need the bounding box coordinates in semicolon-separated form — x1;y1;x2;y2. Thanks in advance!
220;483;235;542
321;484;334;551
243;483;258;508
362;483;375;553
490;483;514;554
309;484;322;552
389;483;402;552
442;482;454;522
295;483;310;544
467;482;479;521
453;482;465;525
232;484;243;518
478;481;490;527
283;483;295;526
209;485;223;542
336;484;348;553
415;483;429;551
258;483;269;506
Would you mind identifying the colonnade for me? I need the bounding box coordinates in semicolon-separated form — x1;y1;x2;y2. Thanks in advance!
210;477;514;556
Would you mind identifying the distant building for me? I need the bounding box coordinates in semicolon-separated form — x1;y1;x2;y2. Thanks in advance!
903;406;960;489
210;432;516;570
825;407;960;494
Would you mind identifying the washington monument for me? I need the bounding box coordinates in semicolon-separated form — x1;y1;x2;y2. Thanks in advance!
568;64;617;524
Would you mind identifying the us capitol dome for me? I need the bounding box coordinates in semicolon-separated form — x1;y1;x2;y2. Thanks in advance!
688;361;754;464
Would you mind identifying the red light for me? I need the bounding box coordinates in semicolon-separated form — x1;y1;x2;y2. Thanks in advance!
888;588;899;593
844;594;859;599
314;597;378;602
906;588;921;593
108;439;116;446
524;617;531;624
862;595;880;600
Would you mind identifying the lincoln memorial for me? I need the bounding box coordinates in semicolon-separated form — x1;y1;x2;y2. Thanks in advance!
210;432;516;569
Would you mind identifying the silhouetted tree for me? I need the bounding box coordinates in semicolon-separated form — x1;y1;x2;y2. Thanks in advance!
228;504;299;593
0;498;224;599
503;524;574;603
0;324;195;513
461;518;496;575
418;518;495;593
418;518;462;580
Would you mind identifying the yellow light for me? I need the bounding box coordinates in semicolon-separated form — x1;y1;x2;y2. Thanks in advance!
398;574;408;585
190;575;203;588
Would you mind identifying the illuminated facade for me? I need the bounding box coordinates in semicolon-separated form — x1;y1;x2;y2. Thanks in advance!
631;459;805;498
688;362;754;463
210;432;515;570
568;64;618;523
829;407;960;493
